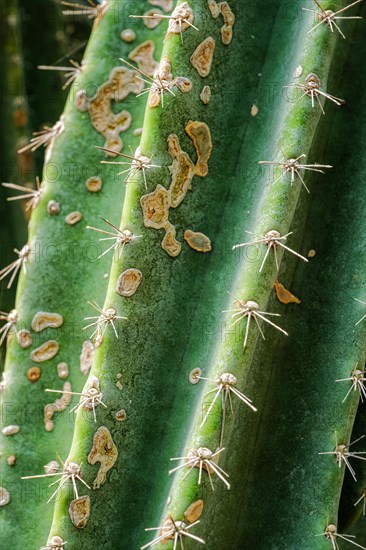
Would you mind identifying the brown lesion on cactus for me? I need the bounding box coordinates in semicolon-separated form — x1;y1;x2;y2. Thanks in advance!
31;340;59;363
17;329;32;348
31;311;63;332
167;134;195;208
75;67;143;154
185;120;212;177
184;230;212;253
65;211;82;226
69;495;90;529
120;28;136;42
116;268;143;297
88;426;118;489
141;9;163;29
166;2;196;40
27;366;42;383
85;176;102;192
190;37;215;78
273;278;301;305
161;223;182;257
200;85;211;104
148;0;173;12
207;1;235;45
44;381;72;432
146;57;192;109
128;40;158;76
184;500;204;523
141;184;170;229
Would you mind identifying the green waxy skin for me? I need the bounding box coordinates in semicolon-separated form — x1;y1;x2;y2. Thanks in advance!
2;0;366;549
0;2;166;548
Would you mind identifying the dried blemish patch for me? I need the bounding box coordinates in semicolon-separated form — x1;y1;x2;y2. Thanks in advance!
47;200;60;215
31;340;59;362
27;366;42;383
208;0;220;18
273;278;301;305
85;176;102;192
190;37;215;77
69;495;90;529
44;381;72;432
184;230;212;253
121;28;136;42
220;2;235;44
0;487;10;506
16;329;32;348
308;249;316;258
200;85;211;104
80;340;94;375
116;268;142;297
115;409;127;421
2;425;20;436
167;2;195;37
251;104;258;117
57;362;69;379
88;426;118;489
133;127;143;136
148;0;172;12
31;311;63;332
128;40;158;76
185;120;212;177
141;184;170;229
76;67;143;153
184;499;204;523
174;77;192;94
7;455;16;466
142;9;163;28
65;211;82;226
116;373;123;390
167;134;195;208
161;223;181;257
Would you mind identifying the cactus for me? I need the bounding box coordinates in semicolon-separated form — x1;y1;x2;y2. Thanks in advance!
1;0;366;549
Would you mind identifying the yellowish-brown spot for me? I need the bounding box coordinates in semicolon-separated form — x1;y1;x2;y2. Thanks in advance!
88;426;118;489
184;230;212;253
141;184;170;229
31;340;59;363
184;499;204;523
57;362;69;380
167;134;195;208
185;120;212;177
31;311;63;332
200;85;211;105
121;28;136;42
273;278;301;305
47;200;60;216
65;211;82;226
44;381;72;432
161;223;181;257
69;496;90;529
16;329;32;348
116;268;142;297
148;0;172;12
7;455;16;466
115;409;127;421
128;40;158;76
190;37;215;78
27;366;42;383
85;176;102;192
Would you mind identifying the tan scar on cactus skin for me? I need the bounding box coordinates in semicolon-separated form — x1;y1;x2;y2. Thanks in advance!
88;426;118;489
31;312;63;332
85;175;102;192
141;184;170;229
184;499;204;523
185;121;212;177
44;381;72;432
31;340;59;362
116;268;143;297
148;0;173;12
162;223;182;257
184;230;212;253
69;495;90;529
128;40;158;76
190;37;215;77
16;329;32;348
65;211;82;226
273;278;301;305
80;340;94;375
167;133;195;208
200;85;211;104
207;1;235;45
75;67;143;154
